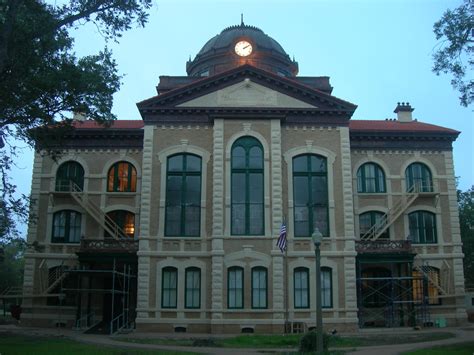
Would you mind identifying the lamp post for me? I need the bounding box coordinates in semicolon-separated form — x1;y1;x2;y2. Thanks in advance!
312;228;323;354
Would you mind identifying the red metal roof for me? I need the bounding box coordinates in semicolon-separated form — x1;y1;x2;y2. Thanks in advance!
349;120;459;134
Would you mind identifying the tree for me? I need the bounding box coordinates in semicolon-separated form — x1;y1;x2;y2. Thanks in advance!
458;186;474;287
0;0;152;240
0;237;26;291
432;0;474;107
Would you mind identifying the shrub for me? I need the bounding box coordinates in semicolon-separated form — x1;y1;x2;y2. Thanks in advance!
192;338;216;347
299;331;330;352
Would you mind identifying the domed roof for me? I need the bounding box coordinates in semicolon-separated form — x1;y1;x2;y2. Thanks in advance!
197;24;287;57
186;22;298;77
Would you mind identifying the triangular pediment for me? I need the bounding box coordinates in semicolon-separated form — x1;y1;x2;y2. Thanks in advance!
177;79;317;108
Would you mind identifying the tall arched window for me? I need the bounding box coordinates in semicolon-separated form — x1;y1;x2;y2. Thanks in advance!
409;211;437;244
293;154;328;237
405;163;433;192
107;161;137;192
105;210;135;238
231;137;264;235
162;267;178;309
357;163;386;193
52;210;81;243
165;154;201;237
228;266;244;309
56;161;84;191
251;267;267;309
359;211;389;239
294;267;309;309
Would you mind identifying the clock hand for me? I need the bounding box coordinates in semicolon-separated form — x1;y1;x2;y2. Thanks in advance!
243;45;250;49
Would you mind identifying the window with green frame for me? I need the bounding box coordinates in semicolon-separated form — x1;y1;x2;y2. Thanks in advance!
105;210;135;238
359;211;389;239
405;163;433;192
162;267;177;308
292;154;328;237
231;137;264;235
321;267;333;308
185;267;201;309
165;154;201;237
56;161;84;191
294;267;309;309
357;163;386;193
409;211;437;244
228;267;244;309
251;267;267;309
52;210;81;243
107;161;137;192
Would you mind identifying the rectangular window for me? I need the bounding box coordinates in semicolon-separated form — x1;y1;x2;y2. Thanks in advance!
321;268;333;308
228;267;243;309
294;268;309;308
409;211;437;244
252;268;267;309
185;268;200;309
162;268;177;308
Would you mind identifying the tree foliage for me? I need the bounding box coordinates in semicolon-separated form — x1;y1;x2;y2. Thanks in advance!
0;0;152;240
0;237;26;292
458;186;474;287
432;0;474;107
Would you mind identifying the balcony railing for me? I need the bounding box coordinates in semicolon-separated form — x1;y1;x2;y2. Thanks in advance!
80;238;138;253
356;240;412;254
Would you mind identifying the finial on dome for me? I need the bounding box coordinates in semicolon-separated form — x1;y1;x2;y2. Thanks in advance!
241;13;244;26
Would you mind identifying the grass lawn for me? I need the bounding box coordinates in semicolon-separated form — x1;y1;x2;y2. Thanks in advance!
118;331;455;349
401;341;474;355
0;334;197;355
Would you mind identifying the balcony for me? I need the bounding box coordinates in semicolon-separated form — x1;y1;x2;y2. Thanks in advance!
79;238;138;254
356;240;412;254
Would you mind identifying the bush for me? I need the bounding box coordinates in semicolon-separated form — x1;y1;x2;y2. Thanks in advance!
192;338;216;347
299;331;330;352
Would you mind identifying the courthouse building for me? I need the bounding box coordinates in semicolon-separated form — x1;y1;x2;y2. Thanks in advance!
19;22;466;333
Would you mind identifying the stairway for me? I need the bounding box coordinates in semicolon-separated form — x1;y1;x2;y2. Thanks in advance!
360;185;419;241
68;182;128;240
413;264;449;296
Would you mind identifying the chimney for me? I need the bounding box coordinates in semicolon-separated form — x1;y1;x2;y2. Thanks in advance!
394;102;414;122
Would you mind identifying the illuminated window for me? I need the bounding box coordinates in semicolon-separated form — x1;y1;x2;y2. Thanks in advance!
107;162;137;192
293;154;328;237
105;210;135;238
56;161;84;191
357;163;386;193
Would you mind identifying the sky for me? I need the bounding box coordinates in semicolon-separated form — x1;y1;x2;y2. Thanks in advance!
11;0;474;235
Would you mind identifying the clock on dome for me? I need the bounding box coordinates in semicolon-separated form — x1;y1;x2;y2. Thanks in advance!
234;40;253;57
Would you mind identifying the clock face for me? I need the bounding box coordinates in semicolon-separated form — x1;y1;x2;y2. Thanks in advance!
235;40;253;57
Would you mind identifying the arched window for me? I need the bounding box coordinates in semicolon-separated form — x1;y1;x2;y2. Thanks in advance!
292;154;328;237
231;137;264;235
251;267;267;309
162;267;178;308
321;267;333;308
228;267;244;309
359;211;389;239
185;267;201;309
56;161;84;191
405;163;433;192
105;210;135;238
294;267;309;309
357;163;386;193
165;154;201;237
52;210;81;243
413;266;441;305
409;211;437;244
107;161;137;192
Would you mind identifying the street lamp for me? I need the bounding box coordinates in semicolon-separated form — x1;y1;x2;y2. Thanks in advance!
312;228;323;354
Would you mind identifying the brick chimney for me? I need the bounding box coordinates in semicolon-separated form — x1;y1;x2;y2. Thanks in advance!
394;102;414;122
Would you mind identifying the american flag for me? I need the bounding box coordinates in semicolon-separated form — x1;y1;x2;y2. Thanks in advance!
276;222;287;253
